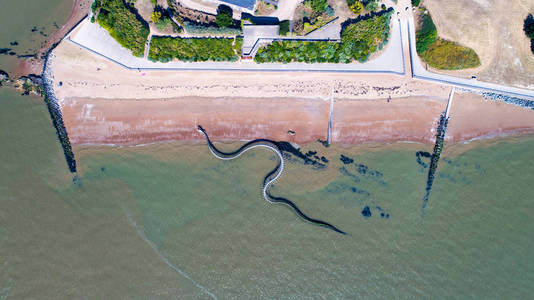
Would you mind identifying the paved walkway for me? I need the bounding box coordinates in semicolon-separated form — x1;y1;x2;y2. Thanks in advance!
65;3;534;100
268;0;301;20
392;0;534;99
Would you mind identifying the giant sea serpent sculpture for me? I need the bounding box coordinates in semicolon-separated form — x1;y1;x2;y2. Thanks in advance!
197;126;346;235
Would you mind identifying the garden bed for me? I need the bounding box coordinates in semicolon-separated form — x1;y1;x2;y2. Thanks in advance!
255;10;393;63
91;0;150;57
148;36;242;62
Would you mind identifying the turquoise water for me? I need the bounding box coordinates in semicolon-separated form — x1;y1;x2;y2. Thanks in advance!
1;87;534;298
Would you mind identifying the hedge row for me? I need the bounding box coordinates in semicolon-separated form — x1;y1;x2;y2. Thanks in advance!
148;36;242;62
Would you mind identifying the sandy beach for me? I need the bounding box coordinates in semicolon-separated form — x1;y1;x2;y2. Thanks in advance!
50;40;534;146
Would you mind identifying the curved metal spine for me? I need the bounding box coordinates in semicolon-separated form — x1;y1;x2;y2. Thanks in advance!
197;125;346;235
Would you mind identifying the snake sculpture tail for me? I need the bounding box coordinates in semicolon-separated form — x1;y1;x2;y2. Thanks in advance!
197;125;346;235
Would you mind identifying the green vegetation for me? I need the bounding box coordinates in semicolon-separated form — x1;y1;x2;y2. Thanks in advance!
255;10;393;63
92;0;149;57
155;15;181;33
524;14;534;54
363;0;378;12
279;20;290;35
308;0;328;13
148;36;241;62
216;5;233;28
151;11;161;23
416;9;480;69
416;13;437;54
183;21;241;35
150;0;157;6
420;38;480;70
349;1;363;14
525;14;534;39
411;0;421;6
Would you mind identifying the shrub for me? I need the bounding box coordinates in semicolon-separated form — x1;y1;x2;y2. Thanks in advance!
364;0;378;12
151;11;161;23
325;5;335;16
150;0;157;6
216;5;233;27
350;2;363;14
421;38;480;70
279;20;290;35
93;0;149;57
524;14;534;39
149;36;241;62
255;10;393;64
183;21;242;35
411;0;421;6
416;13;437;54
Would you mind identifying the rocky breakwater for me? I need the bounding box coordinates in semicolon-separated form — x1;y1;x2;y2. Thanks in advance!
41;52;77;173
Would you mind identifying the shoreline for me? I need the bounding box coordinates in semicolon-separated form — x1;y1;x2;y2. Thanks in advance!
13;0;91;77
40;7;534;153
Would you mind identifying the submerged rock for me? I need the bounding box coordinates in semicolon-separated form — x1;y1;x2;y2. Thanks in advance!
361;206;372;218
0;70;8;82
340;154;354;165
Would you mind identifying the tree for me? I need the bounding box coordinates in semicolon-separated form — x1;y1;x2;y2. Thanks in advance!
151;11;161;23
524;14;534;39
216;5;233;28
349;1;363;14
411;0;421;6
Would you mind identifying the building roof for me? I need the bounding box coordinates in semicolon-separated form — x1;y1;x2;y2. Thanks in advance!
219;0;257;11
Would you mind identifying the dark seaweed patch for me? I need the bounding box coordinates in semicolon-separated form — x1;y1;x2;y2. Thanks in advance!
340;154;354;164
361;206;372;218
306;150;317;156
416;151;431;168
350;186;370;197
0;48;11;55
340;166;360;182
275;142;326;168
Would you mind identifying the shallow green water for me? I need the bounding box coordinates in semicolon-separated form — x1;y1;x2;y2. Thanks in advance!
0;0;72;74
1;88;534;298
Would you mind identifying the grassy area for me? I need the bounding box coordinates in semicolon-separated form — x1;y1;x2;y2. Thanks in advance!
92;0;149;57
255;10;393;63
416;9;480;70
421;38;480;70
415;13;437;54
148;36;242;62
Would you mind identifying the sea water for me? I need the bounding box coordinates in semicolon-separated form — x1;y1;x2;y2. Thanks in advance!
0;0;72;74
1;88;533;298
